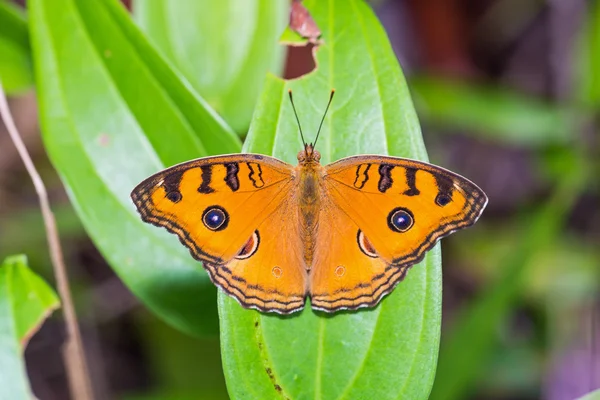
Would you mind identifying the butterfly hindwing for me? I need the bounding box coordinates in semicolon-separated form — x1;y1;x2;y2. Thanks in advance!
205;199;307;313
310;199;407;312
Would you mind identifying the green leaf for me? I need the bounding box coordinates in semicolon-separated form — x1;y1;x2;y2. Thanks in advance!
410;76;576;146
578;389;600;400
133;0;288;133
0;1;33;94
29;0;242;336
220;1;441;399
0;255;60;399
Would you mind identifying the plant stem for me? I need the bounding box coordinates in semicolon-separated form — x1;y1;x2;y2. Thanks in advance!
0;81;95;400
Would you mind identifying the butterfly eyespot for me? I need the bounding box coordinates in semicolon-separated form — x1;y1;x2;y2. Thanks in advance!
435;193;452;207
388;207;414;232
357;230;378;258
202;206;229;231
165;191;182;203
335;265;346;277
235;231;260;260
272;266;283;278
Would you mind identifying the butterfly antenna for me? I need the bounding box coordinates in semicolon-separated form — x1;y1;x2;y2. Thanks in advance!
312;89;335;151
288;90;307;147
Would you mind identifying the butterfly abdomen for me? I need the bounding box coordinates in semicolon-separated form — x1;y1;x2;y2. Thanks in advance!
298;164;323;269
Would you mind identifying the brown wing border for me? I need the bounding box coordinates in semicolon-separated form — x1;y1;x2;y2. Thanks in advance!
204;262;306;314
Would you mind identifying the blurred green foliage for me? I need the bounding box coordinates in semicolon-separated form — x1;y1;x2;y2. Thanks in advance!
411;77;577;147
576;0;600;107
431;160;587;400
123;310;228;400
423;2;600;397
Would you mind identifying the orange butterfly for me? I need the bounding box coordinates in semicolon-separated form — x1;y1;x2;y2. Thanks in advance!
131;91;487;314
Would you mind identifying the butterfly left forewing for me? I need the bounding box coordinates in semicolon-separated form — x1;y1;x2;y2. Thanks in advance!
131;154;293;264
324;155;487;268
131;154;309;313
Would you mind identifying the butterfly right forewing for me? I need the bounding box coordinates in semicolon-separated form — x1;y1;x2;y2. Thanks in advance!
323;155;487;268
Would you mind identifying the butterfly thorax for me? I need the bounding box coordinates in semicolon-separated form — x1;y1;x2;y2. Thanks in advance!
297;146;323;269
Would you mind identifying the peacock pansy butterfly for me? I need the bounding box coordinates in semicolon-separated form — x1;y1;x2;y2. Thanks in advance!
131;91;487;314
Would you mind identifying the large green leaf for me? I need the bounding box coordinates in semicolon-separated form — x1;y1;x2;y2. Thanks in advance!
0;255;60;399
134;0;288;133
0;1;32;94
220;1;441;399
29;0;242;336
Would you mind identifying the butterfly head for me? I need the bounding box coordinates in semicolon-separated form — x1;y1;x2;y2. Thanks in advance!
298;144;321;165
288;89;334;166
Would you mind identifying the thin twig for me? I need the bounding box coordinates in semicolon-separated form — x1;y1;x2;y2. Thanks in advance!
0;81;94;400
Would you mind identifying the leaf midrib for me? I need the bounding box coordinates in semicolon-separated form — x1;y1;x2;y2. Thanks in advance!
348;0;389;156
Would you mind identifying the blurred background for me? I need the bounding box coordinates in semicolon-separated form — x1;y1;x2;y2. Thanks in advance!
1;0;598;399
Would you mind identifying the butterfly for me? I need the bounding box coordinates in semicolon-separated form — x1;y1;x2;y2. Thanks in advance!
131;91;487;314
